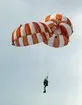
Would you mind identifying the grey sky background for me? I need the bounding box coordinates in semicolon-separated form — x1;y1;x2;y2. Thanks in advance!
0;0;82;105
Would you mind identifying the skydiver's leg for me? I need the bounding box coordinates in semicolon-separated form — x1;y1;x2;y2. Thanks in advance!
43;86;46;93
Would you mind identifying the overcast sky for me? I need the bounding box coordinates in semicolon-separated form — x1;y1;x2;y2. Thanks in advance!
0;0;82;105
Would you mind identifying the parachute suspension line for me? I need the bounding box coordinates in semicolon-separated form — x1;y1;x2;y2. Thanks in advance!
47;71;49;78
44;70;49;80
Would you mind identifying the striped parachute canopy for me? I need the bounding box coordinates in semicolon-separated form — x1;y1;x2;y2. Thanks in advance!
43;13;73;48
43;14;73;31
11;13;73;48
12;21;53;47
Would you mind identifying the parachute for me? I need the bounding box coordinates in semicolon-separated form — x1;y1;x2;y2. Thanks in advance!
43;14;73;31
11;13;73;48
42;14;73;48
12;21;53;47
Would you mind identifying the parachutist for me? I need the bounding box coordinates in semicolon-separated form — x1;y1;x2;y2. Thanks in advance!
43;76;48;93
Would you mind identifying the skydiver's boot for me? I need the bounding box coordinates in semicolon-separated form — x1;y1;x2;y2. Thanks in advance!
43;90;46;93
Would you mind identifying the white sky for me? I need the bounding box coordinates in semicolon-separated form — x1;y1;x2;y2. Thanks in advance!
0;0;82;105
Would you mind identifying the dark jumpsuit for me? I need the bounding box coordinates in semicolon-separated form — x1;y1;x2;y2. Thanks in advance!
43;78;48;93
